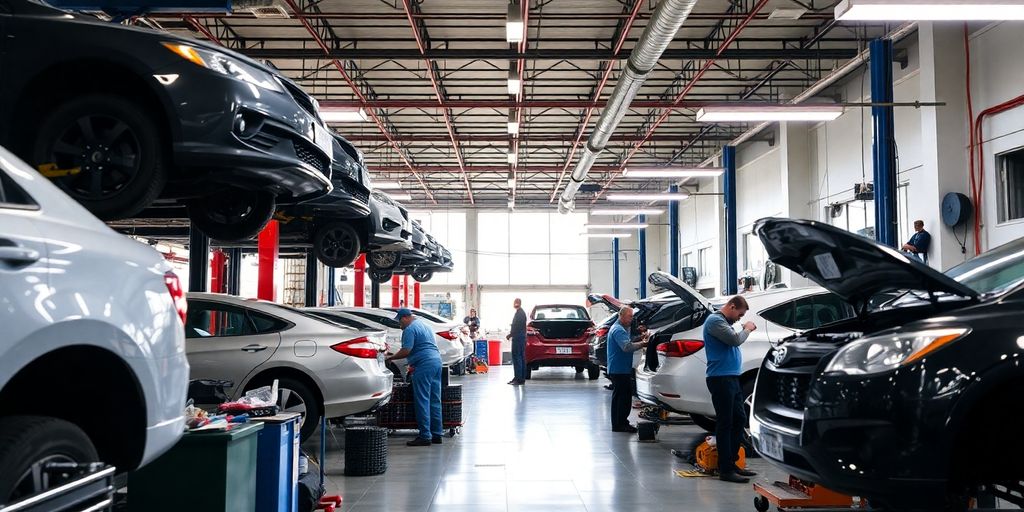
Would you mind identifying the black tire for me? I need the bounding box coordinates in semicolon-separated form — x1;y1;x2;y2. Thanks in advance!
587;365;600;380
689;413;718;433
367;250;402;271
0;416;99;504
248;377;321;442
369;269;393;282
32;94;166;219
188;190;276;242
314;222;362;268
754;495;770;512
412;270;434;282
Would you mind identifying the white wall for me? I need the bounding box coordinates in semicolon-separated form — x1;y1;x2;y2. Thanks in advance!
587;212;670;301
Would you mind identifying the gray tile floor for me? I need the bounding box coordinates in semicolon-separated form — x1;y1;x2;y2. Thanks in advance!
310;365;786;512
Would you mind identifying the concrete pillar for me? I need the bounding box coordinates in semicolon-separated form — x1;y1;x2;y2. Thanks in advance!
918;22;973;270
465;210;479;309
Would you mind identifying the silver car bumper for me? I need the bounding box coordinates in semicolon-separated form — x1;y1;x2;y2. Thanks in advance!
322;356;394;418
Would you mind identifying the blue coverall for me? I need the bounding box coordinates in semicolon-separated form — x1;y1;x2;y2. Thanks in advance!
403;318;443;440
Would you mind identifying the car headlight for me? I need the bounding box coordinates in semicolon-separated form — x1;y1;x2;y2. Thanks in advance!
162;42;283;92
823;328;969;376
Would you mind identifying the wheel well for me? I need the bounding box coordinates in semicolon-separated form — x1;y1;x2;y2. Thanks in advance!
11;59;172;157
0;346;148;471
949;377;1024;483
244;367;324;407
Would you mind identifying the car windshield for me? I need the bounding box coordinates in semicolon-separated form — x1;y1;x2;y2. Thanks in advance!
945;237;1024;296
254;301;353;328
533;306;589;320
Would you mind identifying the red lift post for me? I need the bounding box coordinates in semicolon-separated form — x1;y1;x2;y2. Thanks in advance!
413;282;421;309
210;249;227;294
257;220;279;301
403;274;410;308
353;254;366;306
391;274;401;307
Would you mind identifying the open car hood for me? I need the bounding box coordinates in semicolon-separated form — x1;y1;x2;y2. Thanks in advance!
586;293;624;312
648;271;713;313
755;218;977;309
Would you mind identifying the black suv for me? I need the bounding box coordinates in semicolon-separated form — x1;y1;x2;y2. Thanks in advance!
275;135;371;267
750;218;1024;510
0;0;333;240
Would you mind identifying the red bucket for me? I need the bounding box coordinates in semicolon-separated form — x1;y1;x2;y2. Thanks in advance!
487;340;503;366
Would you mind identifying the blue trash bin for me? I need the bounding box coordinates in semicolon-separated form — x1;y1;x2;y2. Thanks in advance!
253;413;301;512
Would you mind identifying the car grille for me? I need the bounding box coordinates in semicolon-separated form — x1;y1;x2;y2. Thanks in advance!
294;140;328;175
242;122;329;176
282;79;320;121
776;374;811;410
338;178;370;204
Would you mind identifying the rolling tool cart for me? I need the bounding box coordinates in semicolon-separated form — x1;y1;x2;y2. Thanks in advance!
375;383;463;437
752;476;866;511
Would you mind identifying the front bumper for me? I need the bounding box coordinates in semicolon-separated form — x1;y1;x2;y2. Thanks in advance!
156;64;333;203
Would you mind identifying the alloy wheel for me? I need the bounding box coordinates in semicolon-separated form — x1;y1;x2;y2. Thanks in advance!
45;115;141;201
278;387;307;429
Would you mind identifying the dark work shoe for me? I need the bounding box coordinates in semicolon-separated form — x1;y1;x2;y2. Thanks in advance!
407;437;432;447
736;468;758;477
432;436;443;444
719;472;750;483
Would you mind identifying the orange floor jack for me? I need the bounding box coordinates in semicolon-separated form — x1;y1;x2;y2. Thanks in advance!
753;476;867;511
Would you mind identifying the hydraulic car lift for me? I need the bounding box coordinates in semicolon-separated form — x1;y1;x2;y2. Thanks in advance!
753;476;865;511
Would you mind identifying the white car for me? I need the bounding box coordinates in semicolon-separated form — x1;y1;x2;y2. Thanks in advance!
305;307;464;380
0;146;189;503
636;272;853;435
382;307;474;361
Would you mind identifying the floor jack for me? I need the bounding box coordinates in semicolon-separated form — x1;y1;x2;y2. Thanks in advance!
753;476;867;511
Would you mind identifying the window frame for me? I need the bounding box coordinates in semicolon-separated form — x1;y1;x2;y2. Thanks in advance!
760;292;855;331
0;168;40;211
997;147;1024;223
185;301;259;339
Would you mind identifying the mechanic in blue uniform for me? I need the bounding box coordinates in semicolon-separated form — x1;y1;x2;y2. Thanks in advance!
386;308;443;446
606;307;648;432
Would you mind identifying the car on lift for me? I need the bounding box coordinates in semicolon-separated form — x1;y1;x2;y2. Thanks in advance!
364;191;412;282
635;279;845;446
524;304;599;380
749;218;1024;510
391;221;453;283
0;0;334;241
0;146;189;503
274;134;372;267
184;294;393;441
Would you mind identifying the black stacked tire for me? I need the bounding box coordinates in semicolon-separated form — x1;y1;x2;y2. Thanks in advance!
344;426;388;476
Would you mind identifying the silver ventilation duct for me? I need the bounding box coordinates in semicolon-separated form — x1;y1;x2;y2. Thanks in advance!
557;0;698;213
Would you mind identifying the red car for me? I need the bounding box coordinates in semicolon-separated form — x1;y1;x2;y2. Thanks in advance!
524;305;599;380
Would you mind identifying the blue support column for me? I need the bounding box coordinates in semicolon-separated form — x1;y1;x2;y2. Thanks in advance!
638;214;647;299
669;184;680;277
871;38;898;248
612;237;620;298
723;146;738;295
327;267;336;306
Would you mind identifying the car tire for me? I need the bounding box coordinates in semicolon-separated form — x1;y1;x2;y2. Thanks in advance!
689;413;718;433
314;222;362;268
188;190;276;242
248;377;321;442
368;269;393;282
32;94;167;220
587;365;600;380
367;250;402;271
0;416;99;504
412;270;433;282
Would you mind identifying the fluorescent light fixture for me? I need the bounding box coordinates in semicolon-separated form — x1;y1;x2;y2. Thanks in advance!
389;193;412;201
769;7;807;18
581;233;632;238
507;63;521;94
506;1;524;43
696;104;844;122
607;192;690;202
507;110;519;135
320;107;369;123
589;209;665;216
372;181;401;189
622;167;724;178
836;0;1024;20
507;150;517;165
584;223;649;230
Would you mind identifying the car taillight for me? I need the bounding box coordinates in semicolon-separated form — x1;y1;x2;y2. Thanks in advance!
331;337;382;358
164;272;187;325
656;340;704;357
437;330;457;340
526;327;539;336
595;327;609;337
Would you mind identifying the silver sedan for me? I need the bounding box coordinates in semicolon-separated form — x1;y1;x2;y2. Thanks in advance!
184;293;393;440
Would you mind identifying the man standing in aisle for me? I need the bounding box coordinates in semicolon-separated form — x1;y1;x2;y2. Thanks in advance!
606;308;648;432
507;298;527;385
704;295;758;483
901;220;931;263
386;309;442;446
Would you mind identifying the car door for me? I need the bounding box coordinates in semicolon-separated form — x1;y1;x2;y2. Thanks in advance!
0;163;49;365
184;300;282;393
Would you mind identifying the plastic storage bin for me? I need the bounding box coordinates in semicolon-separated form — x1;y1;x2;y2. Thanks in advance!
254;413;301;512
474;339;488;360
487;340;502;366
128;423;263;512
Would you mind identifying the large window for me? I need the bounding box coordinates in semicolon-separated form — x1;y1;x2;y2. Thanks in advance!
408;211;467;285
479;290;590;332
997;148;1024;223
697;247;710;277
477;211;589;286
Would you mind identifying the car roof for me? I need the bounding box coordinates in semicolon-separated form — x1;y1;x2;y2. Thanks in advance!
709;286;827;311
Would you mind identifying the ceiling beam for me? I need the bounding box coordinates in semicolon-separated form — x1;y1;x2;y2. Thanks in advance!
239;47;859;61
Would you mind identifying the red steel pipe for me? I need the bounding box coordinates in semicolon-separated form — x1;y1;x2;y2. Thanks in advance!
593;0;772;202
391;274;401;307
403;274;410;307
550;0;645;202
